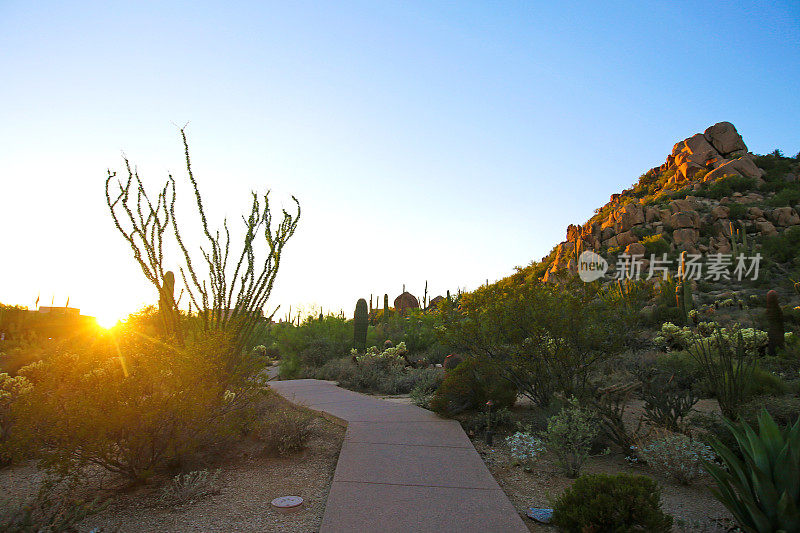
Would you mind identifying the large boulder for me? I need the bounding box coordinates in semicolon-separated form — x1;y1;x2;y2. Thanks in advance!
677;161;706;181
625;242;646;256
673;228;700;246
755;220;778;236
771;207;800;227
704;156;766;182
671;210;701;229
711;205;730;220
704;122;748;155
615;230;638;248
613;203;645;232
669;197;701;213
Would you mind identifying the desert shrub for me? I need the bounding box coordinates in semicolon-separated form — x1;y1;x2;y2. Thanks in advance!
745;366;788;397
429;357;516;416
726;202;748;219
767;183;800;207
279;353;302;379
551;473;673;533
761;225;800;263
592;383;647;452
408;370;443;408
0;481;108;533
5;328;260;482
256;407;313;456
642;234;670;256
687;326;756;419
740;394;800;428
0;372;32;466
542;398;598;478
640;369;699;432
635;433;714;485
700;175;755;199
654;351;704;387
160;469;221;505
312;357;357;382
505;431;544;469
458;407;514;436
443;278;626;406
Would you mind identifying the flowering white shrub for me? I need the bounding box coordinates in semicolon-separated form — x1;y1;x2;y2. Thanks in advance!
655;321;768;356
355;342;408;365
505;431;544;468
635;433;714;485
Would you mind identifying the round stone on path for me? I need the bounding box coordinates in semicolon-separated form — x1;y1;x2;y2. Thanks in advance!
271;495;304;514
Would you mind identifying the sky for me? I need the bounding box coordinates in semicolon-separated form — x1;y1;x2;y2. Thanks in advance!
1;1;799;325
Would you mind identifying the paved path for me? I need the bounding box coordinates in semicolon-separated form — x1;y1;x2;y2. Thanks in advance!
270;379;528;533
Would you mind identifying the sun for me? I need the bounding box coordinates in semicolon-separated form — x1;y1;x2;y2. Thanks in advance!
95;312;121;330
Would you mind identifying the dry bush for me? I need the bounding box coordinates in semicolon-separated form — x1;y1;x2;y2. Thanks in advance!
255;406;313;456
3;325;265;483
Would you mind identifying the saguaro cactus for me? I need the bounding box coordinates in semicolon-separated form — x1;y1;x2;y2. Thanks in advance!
383;294;389;323
766;290;785;356
354;298;368;352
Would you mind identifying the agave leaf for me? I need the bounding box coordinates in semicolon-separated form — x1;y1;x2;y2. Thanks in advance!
708;485;755;532
758;409;784;460
710;437;755;494
776;490;800;532
773;444;799;501
751;461;781;523
743;422;772;477
740;494;774;533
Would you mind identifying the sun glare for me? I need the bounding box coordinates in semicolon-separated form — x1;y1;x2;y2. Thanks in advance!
96;313;121;330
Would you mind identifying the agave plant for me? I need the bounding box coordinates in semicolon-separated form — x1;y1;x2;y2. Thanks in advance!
704;409;800;533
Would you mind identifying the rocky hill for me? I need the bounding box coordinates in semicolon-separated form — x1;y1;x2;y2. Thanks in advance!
539;122;800;296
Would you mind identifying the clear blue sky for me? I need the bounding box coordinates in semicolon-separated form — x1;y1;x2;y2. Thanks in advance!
1;1;798;322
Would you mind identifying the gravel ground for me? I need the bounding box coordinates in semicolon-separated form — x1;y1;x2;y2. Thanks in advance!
473;428;737;532
1;412;345;533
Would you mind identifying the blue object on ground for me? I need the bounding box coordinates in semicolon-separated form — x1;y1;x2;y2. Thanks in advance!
526;508;554;523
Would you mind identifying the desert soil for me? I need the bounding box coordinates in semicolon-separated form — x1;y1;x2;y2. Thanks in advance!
0;412;345;533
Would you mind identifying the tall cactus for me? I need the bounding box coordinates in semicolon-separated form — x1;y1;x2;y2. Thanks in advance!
766;290;785;356
675;252;693;322
383;293;389;323
354;298;368;352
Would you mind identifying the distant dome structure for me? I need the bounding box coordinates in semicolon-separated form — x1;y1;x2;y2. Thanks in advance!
428;295;445;309
393;292;419;315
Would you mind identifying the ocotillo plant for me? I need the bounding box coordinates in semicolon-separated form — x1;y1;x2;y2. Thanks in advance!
729;220;749;258
383;294;389;323
766;290;785;356
354;298;368;352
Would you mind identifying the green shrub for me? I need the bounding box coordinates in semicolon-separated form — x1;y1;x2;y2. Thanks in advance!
762;226;800;263
551;473;673;533
704;410;800;533
408;370;443;408
458;407;513;436
160;469;221;505
767;184;800;207
636;433;714;485
745;366;788;398
542;397;598;478
640;369;699;431
642;234;670;256
727;202;748;219
5;329;258;482
429;357;516;416
740;395;800;428
699;175;756;199
256;407;313;456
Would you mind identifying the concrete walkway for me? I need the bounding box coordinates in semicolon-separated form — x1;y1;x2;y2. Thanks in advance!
270;379;528;533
